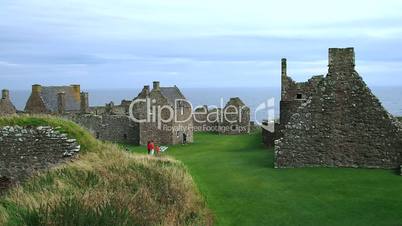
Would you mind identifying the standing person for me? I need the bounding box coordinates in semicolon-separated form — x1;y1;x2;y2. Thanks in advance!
149;140;155;155
155;145;161;156
147;141;151;155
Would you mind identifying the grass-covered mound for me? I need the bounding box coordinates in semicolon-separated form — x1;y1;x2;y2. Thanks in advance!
0;116;212;226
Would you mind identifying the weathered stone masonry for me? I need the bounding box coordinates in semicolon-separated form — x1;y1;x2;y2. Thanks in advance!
67;114;139;144
0;126;80;193
275;48;402;169
0;89;17;116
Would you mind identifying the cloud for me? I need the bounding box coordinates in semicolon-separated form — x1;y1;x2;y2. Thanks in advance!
0;0;402;89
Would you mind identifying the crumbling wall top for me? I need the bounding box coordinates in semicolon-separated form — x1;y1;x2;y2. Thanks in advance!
328;47;355;72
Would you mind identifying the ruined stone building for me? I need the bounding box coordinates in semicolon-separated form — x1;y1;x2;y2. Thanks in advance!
193;97;250;134
219;97;250;134
0;89;17;116
21;82;193;145
20;84;136;144
89;100;131;115
132;81;194;145
24;84;88;114
72;81;194;145
273;48;402;169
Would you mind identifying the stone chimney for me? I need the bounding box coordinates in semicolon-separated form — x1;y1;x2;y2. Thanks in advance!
328;47;355;73
80;92;89;114
153;81;160;90
281;58;288;99
144;85;150;95
32;84;42;94
2;89;9;100
106;101;114;114
57;92;66;114
71;84;81;101
281;58;287;77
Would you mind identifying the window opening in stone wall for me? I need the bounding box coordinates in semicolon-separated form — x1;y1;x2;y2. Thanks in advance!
124;134;127;140
296;93;303;99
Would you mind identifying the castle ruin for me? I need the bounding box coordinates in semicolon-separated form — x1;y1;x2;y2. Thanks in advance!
22;81;194;145
25;84;85;114
274;48;402;169
193;97;251;134
131;82;194;145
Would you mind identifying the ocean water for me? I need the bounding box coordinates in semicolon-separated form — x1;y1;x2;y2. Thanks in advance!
8;86;402;123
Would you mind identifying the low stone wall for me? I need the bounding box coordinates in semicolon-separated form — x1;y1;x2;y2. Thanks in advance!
0;126;80;194
262;122;280;148
67;114;139;144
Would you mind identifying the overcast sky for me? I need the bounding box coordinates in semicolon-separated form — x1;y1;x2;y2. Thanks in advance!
1;0;402;89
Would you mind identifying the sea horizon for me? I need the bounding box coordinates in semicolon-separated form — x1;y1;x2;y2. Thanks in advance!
8;85;402;122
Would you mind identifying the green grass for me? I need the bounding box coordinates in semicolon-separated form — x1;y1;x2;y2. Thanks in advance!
127;132;402;226
0;116;212;226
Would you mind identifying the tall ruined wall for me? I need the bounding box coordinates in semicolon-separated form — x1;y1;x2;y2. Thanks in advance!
280;75;324;131
193;100;251;135
67;114;139;144
193;106;209;131
262;122;280;148
219;98;250;135
192;107;221;132
172;99;193;144
275;48;402;169
139;90;174;145
219;106;250;135
0;126;80;193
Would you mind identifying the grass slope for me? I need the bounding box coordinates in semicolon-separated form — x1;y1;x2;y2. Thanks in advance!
0;116;212;226
128;132;402;226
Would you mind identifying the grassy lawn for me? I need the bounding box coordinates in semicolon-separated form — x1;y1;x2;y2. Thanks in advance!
127;132;402;226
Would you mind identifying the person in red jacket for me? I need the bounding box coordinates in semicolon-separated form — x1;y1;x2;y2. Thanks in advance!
147;141;151;154
149;140;155;155
155;145;160;155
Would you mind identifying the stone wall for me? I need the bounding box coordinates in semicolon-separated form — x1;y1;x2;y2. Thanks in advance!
138;90;177;145
193;98;251;135
262;122;280;148
67;114;139;144
0;126;80;194
132;85;194;145
172;99;194;144
275;48;402;169
192;107;220;132
219;98;250;135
